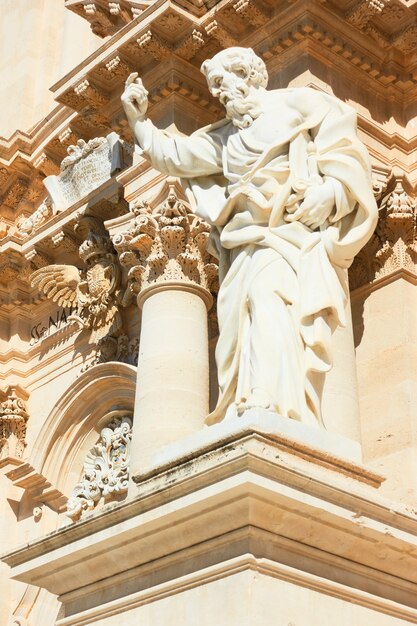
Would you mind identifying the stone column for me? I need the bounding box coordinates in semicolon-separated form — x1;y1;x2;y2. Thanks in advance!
112;184;217;478
349;170;417;502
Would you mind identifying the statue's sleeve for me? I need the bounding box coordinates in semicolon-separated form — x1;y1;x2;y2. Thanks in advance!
133;119;223;178
311;95;378;266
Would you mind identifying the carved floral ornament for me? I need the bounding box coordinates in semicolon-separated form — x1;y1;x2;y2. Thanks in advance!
65;414;133;521
0;386;29;460
349;170;417;292
112;183;219;308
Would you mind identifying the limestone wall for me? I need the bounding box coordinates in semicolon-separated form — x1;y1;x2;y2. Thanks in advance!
0;0;99;138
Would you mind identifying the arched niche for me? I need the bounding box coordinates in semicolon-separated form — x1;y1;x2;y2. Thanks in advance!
31;362;136;503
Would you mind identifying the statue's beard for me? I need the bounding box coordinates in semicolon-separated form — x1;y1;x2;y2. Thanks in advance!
222;91;261;129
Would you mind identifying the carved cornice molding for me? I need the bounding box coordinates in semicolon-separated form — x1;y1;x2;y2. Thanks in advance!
0;176;128;296
0;457;67;513
4;0;417;240
58;0;417;103
349;169;417;292
112;179;218;308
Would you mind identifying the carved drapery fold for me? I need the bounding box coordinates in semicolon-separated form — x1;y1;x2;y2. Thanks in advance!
65;414;133;521
0;386;29;460
349;171;417;292
112;183;218;308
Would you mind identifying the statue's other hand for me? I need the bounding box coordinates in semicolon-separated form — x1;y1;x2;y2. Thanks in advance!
121;72;149;126
285;180;335;230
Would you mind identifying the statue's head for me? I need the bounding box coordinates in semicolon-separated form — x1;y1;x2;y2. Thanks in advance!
201;47;268;129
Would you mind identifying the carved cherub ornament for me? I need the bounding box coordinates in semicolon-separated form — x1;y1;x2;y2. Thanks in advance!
31;219;122;343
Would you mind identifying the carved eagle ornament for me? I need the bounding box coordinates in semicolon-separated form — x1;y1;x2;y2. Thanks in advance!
31;261;122;343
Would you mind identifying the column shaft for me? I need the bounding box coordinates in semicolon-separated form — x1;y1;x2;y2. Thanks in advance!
130;287;209;474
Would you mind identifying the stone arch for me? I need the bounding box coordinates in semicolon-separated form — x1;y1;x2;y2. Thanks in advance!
31;362;136;502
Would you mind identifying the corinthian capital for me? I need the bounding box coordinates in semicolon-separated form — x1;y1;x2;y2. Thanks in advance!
112;182;218;308
349;171;417;292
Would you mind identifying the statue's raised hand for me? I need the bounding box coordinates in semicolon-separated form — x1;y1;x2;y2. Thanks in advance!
121;73;149;126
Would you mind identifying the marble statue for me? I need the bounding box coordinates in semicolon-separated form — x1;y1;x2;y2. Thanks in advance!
121;47;377;427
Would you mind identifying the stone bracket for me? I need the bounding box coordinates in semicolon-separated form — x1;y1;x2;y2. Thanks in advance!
0;457;67;513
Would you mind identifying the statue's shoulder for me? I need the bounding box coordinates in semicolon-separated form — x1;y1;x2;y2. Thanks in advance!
193;118;230;137
268;87;353;125
269;86;331;106
276;86;353;113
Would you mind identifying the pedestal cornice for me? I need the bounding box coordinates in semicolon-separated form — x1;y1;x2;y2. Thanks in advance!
3;426;417;623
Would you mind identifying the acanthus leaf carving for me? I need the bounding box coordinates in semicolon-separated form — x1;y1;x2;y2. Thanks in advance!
136;30;171;60
346;0;388;29
233;0;268;27
0;386;30;460
175;30;205;60
112;181;218;304
65;415;133;521
350;172;417;291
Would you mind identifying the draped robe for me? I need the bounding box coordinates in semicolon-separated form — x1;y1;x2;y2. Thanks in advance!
135;87;377;426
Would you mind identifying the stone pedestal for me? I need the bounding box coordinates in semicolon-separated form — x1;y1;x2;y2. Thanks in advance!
5;420;417;626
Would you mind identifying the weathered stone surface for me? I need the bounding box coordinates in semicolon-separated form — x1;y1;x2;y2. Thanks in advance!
1;1;417;624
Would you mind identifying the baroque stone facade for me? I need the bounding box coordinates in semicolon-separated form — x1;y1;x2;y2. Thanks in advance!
1;1;417;626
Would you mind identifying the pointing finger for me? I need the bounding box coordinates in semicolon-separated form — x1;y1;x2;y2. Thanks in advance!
286;206;307;222
125;72;139;88
125;84;148;97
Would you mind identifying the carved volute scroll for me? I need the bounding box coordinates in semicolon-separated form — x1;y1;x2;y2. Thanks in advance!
17;197;54;238
112;182;219;308
65;414;133;521
43;133;123;212
349;170;417;292
0;386;30;460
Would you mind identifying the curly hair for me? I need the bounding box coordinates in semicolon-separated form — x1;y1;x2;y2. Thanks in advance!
201;47;268;88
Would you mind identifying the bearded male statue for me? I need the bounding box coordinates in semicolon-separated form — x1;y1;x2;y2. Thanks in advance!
121;47;377;428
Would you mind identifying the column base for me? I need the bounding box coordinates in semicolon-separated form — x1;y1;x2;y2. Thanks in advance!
141;408;362;477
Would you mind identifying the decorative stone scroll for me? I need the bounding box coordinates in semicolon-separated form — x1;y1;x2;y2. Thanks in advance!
65;415;133;521
0;386;29;460
43;132;123;212
17;197;54;238
349;171;417;291
112;182;218;308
